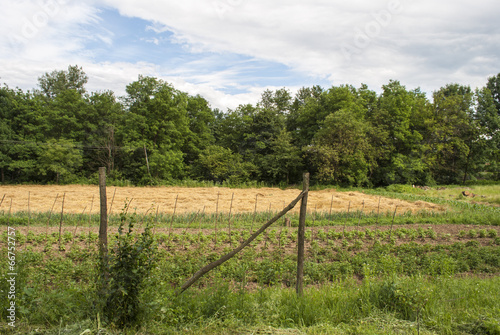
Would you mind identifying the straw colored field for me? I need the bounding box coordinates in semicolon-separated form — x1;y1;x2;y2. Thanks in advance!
0;185;444;215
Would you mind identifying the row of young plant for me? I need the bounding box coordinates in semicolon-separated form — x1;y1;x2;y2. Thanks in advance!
3;225;499;251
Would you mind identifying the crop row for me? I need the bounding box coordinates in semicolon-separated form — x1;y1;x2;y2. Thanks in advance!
3;226;499;248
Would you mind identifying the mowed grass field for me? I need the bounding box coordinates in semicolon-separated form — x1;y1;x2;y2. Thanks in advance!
0;184;445;215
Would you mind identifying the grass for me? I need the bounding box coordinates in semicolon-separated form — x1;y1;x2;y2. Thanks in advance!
372;184;500;206
2;252;499;335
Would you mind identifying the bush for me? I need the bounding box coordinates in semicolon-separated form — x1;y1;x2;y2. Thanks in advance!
98;204;158;328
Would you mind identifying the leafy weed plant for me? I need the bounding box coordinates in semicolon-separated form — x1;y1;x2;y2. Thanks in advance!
99;204;158;329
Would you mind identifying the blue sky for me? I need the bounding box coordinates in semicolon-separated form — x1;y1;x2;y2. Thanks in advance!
1;0;499;110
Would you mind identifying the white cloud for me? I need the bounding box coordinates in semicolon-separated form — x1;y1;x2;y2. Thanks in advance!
1;0;499;110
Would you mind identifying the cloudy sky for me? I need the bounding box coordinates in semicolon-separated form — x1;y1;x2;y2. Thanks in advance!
1;0;499;110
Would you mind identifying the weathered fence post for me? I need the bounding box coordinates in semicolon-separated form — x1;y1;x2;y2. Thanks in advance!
99;167;108;257
296;172;309;296
58;192;66;247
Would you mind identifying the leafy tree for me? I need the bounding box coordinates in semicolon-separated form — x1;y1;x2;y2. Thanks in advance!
474;86;500;180
486;73;500;114
83;91;124;177
0;87;43;182
369;81;431;185
37;139;83;183
259;88;292;114
307;107;374;186
183;95;216;170
247;90;301;183
428;84;476;184
194;145;255;183
39;89;88;141
213;104;254;156
0;86;15;182
287;85;323;139
121;76;191;183
482;73;500;179
259;129;303;184
38;65;88;98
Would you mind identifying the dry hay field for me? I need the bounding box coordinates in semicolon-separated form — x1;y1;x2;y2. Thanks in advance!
0;185;444;216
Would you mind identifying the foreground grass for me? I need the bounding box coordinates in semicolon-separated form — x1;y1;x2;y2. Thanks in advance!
2;273;499;334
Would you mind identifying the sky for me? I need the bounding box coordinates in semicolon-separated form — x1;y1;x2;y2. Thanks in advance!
1;0;499;111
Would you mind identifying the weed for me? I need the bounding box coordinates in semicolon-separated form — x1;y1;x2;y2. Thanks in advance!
99;204;158;328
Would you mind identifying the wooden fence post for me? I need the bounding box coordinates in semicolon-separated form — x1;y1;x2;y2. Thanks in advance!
99;167;108;258
296;172;309;296
58;192;66;247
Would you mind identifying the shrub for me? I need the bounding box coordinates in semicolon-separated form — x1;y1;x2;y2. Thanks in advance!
99;204;158;328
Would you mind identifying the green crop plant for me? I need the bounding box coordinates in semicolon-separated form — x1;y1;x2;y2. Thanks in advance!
488;229;498;238
426;228;437;240
468;229;478;238
355;230;366;239
317;229;327;241
396;229;406;239
62;231;73;243
351;239;364;250
365;228;375;240
478;229;488;238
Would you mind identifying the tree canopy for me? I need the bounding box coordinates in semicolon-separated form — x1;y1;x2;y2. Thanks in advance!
0;65;498;186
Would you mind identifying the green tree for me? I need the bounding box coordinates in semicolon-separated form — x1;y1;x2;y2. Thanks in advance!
369;81;431;185
474;85;500;180
38;65;88;98
83;91;125;177
0;86;15;183
183;95;216;171
428;84;476;184
121;76;191;183
259;129;302;184
307;107;374;186
38;139;83;183
486;73;500;114
287;85;323;146
483;73;500;179
194;145;255;183
249;90;300;183
213;104;254;156
0;87;43;182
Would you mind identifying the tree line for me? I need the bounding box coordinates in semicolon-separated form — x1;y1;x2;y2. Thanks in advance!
1;65;499;186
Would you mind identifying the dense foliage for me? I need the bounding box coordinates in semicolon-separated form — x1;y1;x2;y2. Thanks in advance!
1;65;499;186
